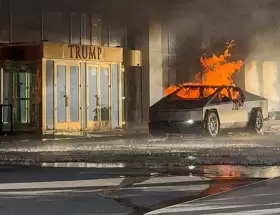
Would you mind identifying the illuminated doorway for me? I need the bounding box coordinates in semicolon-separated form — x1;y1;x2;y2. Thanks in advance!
1;61;36;130
54;62;81;131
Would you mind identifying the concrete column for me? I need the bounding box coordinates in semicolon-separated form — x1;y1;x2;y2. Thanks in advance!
149;13;164;106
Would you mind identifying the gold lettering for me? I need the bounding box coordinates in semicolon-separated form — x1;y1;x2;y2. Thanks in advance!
75;46;81;59
89;47;96;59
97;47;102;60
68;45;103;60
68;45;75;58
81;46;88;59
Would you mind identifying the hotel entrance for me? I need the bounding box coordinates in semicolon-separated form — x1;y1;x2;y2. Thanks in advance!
43;42;124;132
54;62;81;131
0;42;124;133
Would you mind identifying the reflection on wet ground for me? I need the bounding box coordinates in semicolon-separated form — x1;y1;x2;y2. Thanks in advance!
97;165;280;214
0;165;279;215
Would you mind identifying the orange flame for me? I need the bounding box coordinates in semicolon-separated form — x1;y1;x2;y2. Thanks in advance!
164;40;244;99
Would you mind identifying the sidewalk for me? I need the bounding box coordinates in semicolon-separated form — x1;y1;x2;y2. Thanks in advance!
0;120;280;168
0;128;149;143
1;120;279;143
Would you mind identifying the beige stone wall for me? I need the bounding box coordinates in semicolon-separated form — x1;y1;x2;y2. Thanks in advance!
245;60;280;113
149;13;164;106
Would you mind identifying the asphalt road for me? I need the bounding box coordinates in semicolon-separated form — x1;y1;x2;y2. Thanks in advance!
0;166;268;215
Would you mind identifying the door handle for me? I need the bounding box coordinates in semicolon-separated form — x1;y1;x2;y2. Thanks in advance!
64;95;69;107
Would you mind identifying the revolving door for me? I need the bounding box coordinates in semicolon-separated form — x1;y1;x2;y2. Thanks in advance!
1;61;38;130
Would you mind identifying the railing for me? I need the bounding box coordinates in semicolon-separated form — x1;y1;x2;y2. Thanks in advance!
0;104;13;135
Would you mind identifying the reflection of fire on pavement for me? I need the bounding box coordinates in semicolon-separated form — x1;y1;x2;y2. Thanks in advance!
202;165;247;196
202;179;251;196
204;165;241;180
164;40;243;100
201;165;280;196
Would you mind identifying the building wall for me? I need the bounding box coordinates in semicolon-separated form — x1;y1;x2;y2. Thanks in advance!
0;0;156;129
0;0;127;47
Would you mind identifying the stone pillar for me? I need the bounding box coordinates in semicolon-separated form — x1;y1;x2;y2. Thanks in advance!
149;13;164;106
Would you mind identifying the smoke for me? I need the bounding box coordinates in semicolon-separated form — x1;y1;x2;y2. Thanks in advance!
164;0;280;83
168;0;280;43
165;0;280;113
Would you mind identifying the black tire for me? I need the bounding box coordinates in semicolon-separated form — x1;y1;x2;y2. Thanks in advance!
248;109;264;134
205;111;220;137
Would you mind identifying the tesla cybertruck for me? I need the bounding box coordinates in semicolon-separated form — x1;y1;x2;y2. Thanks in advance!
149;85;268;137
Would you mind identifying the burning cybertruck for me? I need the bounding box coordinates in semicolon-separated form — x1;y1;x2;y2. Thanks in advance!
149;85;268;137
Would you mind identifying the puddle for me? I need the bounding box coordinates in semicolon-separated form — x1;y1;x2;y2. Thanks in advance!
202;165;280;179
97;165;278;214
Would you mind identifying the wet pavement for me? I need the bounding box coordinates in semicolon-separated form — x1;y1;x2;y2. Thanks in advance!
2;133;280;166
1;121;280;166
0;165;278;215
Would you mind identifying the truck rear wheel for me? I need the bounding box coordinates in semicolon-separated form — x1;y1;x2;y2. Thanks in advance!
205;111;220;137
248;109;264;134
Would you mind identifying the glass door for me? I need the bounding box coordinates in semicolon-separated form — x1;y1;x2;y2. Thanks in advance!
2;62;35;130
14;70;32;124
54;64;67;130
110;64;119;129
86;65;99;129
68;64;81;131
54;63;81;131
86;64;110;130
99;66;110;128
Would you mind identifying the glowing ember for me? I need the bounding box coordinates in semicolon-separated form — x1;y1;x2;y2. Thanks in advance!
164;40;244;99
